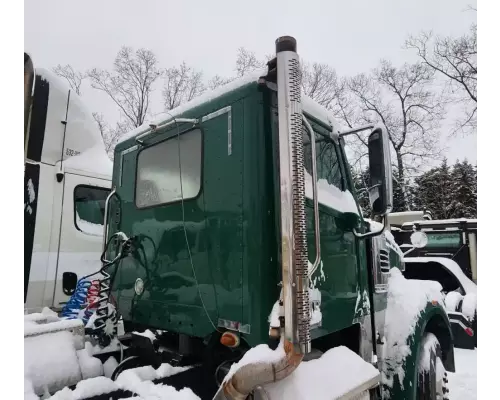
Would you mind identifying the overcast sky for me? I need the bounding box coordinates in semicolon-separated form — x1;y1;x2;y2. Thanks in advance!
25;0;477;165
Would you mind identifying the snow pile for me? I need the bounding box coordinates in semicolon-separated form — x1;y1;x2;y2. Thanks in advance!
116;363;191;383
77;342;104;379
304;169;359;214
115;364;199;400
48;362;198;400
25;330;82;396
24;318;84;337
103;357;118;378
223;342;379;400
445;291;464;312
24;378;39;400
461;292;477;321
50;377;118;400
382;268;444;391
224;341;286;382
263;346;379;399
133;329;157;343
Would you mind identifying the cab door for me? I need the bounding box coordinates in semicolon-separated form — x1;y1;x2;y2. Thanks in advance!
51;172;110;307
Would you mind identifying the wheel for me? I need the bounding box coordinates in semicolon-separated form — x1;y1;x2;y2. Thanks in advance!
417;333;449;400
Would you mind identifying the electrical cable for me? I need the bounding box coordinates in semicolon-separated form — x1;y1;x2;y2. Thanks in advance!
165;111;221;333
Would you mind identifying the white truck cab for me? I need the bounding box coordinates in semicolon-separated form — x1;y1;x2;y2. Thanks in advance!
24;53;112;312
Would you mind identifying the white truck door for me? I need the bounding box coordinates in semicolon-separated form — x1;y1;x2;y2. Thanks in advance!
52;172;111;307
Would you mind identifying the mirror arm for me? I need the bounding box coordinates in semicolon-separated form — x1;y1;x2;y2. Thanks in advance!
353;216;386;239
339;124;375;137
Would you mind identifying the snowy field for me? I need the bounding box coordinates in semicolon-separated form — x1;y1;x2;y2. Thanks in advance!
448;348;477;400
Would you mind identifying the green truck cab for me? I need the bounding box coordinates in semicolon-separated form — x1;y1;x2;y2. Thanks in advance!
101;36;454;400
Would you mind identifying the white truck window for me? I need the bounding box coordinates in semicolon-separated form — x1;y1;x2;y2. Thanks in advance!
135;129;202;208
74;185;109;236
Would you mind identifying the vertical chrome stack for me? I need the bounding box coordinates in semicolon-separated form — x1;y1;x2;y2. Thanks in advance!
275;36;311;354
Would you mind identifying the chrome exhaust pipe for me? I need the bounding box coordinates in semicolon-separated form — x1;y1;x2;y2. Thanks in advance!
216;35;310;400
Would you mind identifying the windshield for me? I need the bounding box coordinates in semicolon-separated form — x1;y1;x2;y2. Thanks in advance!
425;232;462;248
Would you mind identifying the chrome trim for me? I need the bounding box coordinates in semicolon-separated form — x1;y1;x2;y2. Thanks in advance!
135;118;198;143
303;116;321;279
119;145;139;187
339;124;374;137
102;188;117;252
201;106;232;155
277;48;310;354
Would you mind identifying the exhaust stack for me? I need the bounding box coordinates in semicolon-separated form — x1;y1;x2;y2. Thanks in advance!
217;35;310;400
275;36;311;355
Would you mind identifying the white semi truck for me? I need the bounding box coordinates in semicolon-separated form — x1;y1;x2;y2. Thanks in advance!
24;53;112;313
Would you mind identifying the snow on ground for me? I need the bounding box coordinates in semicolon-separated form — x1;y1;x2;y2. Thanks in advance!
448;348;477;400
47;363;200;400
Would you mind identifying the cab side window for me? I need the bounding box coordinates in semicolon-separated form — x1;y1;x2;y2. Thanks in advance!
303;125;344;190
74;185;110;236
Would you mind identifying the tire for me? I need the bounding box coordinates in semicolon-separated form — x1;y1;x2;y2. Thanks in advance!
417;333;449;400
111;355;149;381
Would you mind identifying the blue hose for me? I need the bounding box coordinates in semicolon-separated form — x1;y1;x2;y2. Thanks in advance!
61;279;92;320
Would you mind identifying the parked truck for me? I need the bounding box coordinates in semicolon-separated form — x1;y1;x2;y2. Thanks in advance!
389;213;477;349
24;53;112;313
26;37;457;400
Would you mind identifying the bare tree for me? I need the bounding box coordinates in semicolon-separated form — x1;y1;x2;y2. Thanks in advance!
300;63;342;108
207;75;234;90
235;47;266;77
92;112;132;158
92;112;107;137
406;24;477;134
52;64;86;95
87;47;161;128
348;60;445;208
163;62;205;110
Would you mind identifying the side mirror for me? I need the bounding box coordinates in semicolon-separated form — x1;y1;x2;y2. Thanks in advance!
367;127;393;216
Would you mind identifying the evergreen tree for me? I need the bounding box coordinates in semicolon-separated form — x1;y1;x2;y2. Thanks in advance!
449;159;477;218
392;169;407;212
413;158;476;219
351;167;371;217
413;159;452;219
